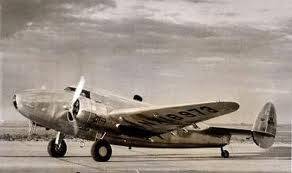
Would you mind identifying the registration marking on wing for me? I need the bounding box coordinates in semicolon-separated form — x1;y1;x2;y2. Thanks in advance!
135;106;219;127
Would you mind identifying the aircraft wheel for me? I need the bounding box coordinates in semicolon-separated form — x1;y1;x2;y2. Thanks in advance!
91;140;112;162
47;138;67;158
221;150;229;158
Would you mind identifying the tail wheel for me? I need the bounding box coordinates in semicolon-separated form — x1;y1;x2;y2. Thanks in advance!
91;140;112;162
47;138;67;158
221;150;229;158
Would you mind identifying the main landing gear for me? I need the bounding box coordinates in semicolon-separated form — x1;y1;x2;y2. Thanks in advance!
220;146;229;158
47;132;112;162
47;132;67;158
91;139;112;162
90;132;112;162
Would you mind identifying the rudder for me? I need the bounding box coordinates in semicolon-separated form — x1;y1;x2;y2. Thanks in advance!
252;102;277;148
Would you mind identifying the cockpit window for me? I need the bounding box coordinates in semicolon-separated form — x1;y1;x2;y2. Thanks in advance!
64;87;91;99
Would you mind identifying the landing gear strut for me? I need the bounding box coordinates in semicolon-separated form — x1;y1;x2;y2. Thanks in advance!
91;139;112;162
220;146;229;158
47;132;67;158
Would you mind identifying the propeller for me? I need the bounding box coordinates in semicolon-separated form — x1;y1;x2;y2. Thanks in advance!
67;76;85;136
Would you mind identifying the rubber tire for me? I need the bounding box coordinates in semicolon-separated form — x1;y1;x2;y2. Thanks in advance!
47;138;67;158
221;150;229;158
91;140;112;162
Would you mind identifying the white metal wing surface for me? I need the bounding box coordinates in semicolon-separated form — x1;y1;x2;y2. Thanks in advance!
109;102;239;135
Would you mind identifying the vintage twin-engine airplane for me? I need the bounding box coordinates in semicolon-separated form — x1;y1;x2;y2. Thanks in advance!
13;77;277;162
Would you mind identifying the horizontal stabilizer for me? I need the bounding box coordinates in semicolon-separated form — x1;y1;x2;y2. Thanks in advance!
203;127;275;138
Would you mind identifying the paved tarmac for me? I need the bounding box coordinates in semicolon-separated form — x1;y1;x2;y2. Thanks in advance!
0;141;290;173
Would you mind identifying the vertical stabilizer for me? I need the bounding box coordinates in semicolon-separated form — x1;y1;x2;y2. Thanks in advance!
252;102;277;148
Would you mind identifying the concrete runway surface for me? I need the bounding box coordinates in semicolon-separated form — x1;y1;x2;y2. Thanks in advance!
0;141;290;173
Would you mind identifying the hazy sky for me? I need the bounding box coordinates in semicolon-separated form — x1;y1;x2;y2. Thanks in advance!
0;0;291;124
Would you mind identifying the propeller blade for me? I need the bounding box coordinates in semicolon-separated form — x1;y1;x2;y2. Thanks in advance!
72;120;79;136
71;76;85;106
69;76;85;136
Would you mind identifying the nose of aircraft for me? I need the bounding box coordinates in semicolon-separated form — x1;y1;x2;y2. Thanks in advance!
12;90;58;130
12;92;28;112
12;90;53;119
12;91;34;119
12;89;83;134
12;90;73;120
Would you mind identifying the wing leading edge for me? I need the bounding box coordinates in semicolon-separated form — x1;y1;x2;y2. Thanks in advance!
109;102;239;135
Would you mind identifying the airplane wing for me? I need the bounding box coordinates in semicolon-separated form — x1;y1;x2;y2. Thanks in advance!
109;102;239;136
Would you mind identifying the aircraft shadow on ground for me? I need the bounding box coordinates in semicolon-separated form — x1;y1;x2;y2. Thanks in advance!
111;146;292;162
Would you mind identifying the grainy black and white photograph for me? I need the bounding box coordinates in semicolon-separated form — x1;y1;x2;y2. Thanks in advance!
0;0;291;172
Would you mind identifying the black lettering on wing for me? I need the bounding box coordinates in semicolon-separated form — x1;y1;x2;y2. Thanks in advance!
136;113;174;125
200;106;218;113
147;117;172;124
166;114;183;120
138;113;176;125
136;113;157;126
178;111;197;118
158;116;175;123
187;108;205;115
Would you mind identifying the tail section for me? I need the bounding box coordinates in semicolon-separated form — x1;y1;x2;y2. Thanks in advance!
252;102;277;148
